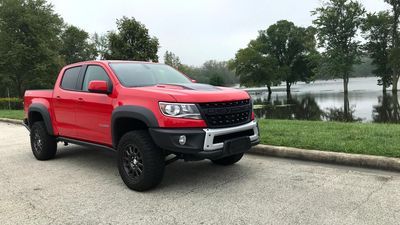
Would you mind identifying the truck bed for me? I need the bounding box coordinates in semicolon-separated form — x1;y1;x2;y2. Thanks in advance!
24;90;54;118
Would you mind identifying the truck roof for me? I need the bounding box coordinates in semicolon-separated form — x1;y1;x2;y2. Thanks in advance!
66;60;162;68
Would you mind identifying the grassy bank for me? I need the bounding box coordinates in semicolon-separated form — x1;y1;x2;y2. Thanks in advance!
1;110;399;158
259;119;400;158
0;110;24;120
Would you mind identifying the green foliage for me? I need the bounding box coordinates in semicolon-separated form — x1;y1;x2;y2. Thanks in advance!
230;44;278;89
317;56;376;79
232;20;318;93
361;12;393;90
373;93;400;123
178;60;237;86
313;0;365;93
60;25;97;64
209;74;224;86
0;0;64;97
351;57;375;77
0;98;23;110
105;17;159;62
92;33;109;60
380;0;400;93
164;51;183;69
261;21;318;90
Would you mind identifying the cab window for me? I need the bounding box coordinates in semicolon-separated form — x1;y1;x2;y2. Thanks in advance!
61;66;81;90
82;65;111;92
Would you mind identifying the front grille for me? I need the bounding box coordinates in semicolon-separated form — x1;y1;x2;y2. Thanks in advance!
198;99;252;128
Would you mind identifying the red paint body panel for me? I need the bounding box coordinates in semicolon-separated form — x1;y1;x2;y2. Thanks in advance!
24;60;252;147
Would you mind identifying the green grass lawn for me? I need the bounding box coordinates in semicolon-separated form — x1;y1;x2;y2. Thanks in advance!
259;119;400;158
1;110;399;158
0;110;24;120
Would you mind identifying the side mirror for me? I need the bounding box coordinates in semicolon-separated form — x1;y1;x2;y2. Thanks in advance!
191;79;197;83
88;80;110;94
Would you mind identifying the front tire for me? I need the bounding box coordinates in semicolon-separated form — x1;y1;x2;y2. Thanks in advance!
211;153;244;166
30;121;57;160
117;130;165;191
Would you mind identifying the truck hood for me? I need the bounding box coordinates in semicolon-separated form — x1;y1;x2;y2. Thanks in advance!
136;83;250;103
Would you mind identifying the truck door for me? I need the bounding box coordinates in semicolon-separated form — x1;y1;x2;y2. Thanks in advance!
75;65;114;145
52;66;81;138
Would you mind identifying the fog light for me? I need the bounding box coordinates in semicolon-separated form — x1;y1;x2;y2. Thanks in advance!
178;135;186;145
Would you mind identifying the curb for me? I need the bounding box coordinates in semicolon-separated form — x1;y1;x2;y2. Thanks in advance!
249;144;400;172
1;119;399;172
0;118;23;125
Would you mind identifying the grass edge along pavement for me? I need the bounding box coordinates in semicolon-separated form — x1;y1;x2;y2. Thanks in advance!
258;119;400;158
0;110;24;120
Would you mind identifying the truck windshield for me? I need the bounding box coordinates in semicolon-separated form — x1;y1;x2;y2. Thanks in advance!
109;63;191;87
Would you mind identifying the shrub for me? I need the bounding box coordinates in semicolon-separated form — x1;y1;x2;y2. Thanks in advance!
0;98;23;110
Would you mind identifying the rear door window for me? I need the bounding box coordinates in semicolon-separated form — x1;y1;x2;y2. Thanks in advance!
61;66;82;90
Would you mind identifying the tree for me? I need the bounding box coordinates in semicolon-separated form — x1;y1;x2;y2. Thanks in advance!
259;21;318;95
201;60;237;86
60;25;97;64
93;33;109;60
232;20;317;95
105;17;159;61
209;74;224;86
164;51;182;69
230;43;278;95
362;12;392;92
0;0;64;97
373;93;400;123
385;0;400;94
312;0;365;95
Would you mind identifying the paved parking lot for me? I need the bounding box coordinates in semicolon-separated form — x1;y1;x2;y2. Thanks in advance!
1;122;400;225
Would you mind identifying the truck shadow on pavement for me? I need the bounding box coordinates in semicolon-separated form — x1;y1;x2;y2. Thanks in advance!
52;144;251;192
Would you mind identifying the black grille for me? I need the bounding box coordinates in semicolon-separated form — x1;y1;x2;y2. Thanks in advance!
198;99;252;128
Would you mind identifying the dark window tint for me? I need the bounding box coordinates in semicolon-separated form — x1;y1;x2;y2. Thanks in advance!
109;63;191;87
61;66;81;90
82;66;110;91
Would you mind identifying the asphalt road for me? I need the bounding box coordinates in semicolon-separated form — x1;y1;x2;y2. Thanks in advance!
1;122;400;225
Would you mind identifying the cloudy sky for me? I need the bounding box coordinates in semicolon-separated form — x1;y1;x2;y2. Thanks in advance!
49;0;389;66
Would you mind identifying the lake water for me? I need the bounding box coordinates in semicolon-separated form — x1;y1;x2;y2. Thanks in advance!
247;77;400;123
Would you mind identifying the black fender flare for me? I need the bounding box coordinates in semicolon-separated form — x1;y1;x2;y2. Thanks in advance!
28;103;54;135
111;105;159;148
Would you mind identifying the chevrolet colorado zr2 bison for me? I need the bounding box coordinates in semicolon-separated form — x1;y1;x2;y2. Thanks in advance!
24;60;260;191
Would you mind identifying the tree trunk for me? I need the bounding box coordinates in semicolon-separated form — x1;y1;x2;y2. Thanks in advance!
343;75;349;95
267;85;272;96
267;92;272;104
15;79;23;99
286;81;291;97
392;73;399;94
343;92;350;122
383;84;387;94
392;92;400;122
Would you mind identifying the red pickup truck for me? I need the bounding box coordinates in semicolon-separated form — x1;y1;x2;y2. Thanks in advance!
24;60;260;191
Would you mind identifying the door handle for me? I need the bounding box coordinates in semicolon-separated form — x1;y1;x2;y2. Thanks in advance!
78;97;84;101
56;95;61;99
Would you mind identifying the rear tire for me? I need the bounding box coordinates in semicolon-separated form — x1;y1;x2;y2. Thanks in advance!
30;121;57;160
211;153;244;166
117;130;165;191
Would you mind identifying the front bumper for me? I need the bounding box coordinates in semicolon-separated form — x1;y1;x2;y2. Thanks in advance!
149;120;260;160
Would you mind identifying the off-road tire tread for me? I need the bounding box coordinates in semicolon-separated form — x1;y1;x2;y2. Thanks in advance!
117;130;165;191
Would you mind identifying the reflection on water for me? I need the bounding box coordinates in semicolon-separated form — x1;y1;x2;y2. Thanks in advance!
249;77;400;123
373;93;400;123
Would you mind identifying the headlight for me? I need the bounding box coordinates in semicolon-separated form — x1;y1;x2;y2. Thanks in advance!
159;102;202;119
